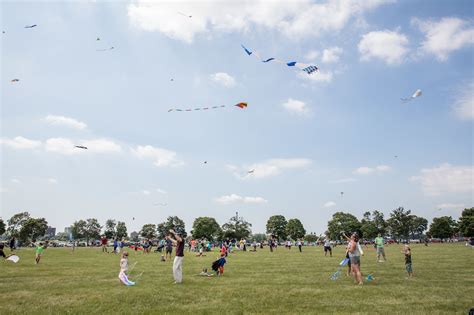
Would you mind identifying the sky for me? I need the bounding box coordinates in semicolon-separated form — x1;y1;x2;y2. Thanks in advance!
1;0;473;236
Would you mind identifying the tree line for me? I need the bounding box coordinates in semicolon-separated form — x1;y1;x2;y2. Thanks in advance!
0;207;472;244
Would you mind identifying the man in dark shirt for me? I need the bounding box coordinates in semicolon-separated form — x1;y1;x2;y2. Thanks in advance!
169;229;184;284
165;236;173;260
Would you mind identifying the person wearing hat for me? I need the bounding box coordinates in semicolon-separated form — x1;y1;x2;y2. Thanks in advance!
169;229;184;284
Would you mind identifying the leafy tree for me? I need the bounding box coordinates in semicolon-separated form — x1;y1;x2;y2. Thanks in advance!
304;233;319;242
251;233;267;242
55;232;69;241
157;216;186;238
286;218;306;240
191;217;222;241
140;224;157;239
372;210;387;235
104;219;117;239
266;215;287;240
7;212;30;237
19;218;48;243
408;215;428;239
360;211;378;239
458;208;474;237
116;221;128;239
327;212;361;240
221;214;252;240
429;216;458;239
386;207;412;241
84;218;102;243
71;220;86;240
0;218;5;235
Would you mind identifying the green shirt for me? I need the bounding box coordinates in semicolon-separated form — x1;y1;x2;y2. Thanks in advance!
375;237;384;248
36;246;45;254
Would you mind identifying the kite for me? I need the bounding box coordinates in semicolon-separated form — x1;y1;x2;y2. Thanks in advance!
241;44;319;76
339;258;349;266
7;255;20;263
132;217;135;220
96;37;100;41
118;271;135;286
178;12;192;18
401;89;422;103
168;102;247;113
247;169;255;174
204;161;207;164
24;25;37;28
340;192;344;197
11;79;19;83
75;145;87;149
366;274;375;282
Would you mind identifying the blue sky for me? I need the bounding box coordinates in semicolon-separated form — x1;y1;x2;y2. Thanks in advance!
1;0;473;235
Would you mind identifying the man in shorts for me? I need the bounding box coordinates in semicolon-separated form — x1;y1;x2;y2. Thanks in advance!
375;233;386;262
323;237;332;257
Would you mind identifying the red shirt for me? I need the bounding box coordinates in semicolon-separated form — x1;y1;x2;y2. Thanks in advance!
101;238;108;245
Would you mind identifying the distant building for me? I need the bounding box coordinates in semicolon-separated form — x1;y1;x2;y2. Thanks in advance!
64;227;73;240
45;226;56;238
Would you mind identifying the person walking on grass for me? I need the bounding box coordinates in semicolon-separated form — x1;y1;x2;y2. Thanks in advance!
401;245;414;278
101;236;108;253
35;241;48;264
169;229;184;284
348;233;363;285
297;239;302;252
113;238;118;254
375;233;386;262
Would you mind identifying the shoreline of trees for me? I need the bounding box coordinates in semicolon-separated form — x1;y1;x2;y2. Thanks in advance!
1;207;472;245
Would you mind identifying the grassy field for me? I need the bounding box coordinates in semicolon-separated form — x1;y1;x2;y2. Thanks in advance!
0;243;473;314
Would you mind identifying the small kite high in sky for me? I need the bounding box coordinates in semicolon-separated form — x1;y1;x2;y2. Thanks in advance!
24;24;37;28
96;46;114;52
178;12;192;18
11;79;19;83
241;44;319;75
75;145;87;149
168;102;247;112
247;169;255;174
401;89;422;103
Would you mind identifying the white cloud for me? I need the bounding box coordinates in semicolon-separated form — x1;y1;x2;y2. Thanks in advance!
298;70;333;83
210;72;236;88
84;139;122;153
142;190;151;195
45;138;78;155
358;29;409;64
1;136;42;150
322;47;343;63
156;188;167;194
45;138;121;155
214;193;268;205
437;203;466;209
323;201;336;208
43;115;87;130
11;178;21;184
228;158;312;179
413;17;474;61
282;98;309;115
330;178;357;183
48;178;58;184
305;50;319;61
128;0;393;43
353;165;391;175
410;163;473;196
453;82;474;121
131;145;183;167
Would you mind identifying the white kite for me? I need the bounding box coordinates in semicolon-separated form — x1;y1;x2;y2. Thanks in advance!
7;255;20;263
401;89;422;103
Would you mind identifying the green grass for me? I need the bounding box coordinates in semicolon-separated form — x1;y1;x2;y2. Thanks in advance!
0;244;473;314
